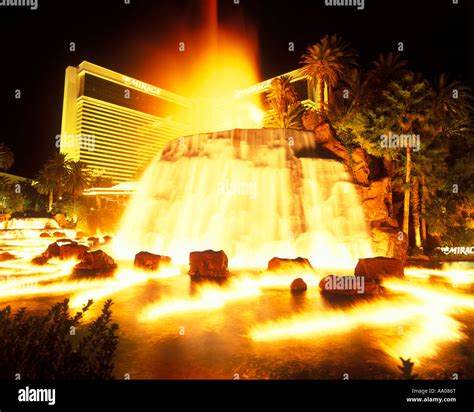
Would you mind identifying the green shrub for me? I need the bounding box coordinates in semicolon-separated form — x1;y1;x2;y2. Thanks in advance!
0;299;119;379
398;357;418;379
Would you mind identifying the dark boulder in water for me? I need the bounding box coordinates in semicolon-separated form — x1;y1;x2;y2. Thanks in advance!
0;252;16;262
134;251;171;271
268;257;315;273
33;240;90;263
354;257;404;283
43;242;61;259
32;256;49;266
189;250;229;278
290;278;307;292
59;243;90;260
74;250;117;273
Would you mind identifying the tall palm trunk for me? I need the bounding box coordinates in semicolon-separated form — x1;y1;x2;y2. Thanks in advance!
420;176;427;244
402;146;412;244
412;178;422;249
318;78;325;113
325;81;331;112
382;155;395;216
48;190;53;212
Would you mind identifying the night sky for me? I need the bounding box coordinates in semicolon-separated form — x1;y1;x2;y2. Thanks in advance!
0;0;472;178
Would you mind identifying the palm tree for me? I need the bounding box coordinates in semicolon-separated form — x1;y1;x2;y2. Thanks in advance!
300;34;357;113
411;176;423;249
64;161;92;218
388;73;472;250
368;52;408;90
413;76;472;250
413;75;474;248
410;142;447;249
44;152;71;202
383;72;432;245
0;143;14;172
403;108;472;250
35;168;56;212
330;68;371;125
264;76;304;129
431;73;473;123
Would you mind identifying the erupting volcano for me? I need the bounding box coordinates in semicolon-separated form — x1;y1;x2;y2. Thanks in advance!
114;128;373;268
1;0;473;390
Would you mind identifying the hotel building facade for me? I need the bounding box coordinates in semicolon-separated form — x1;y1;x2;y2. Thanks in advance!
60;61;319;182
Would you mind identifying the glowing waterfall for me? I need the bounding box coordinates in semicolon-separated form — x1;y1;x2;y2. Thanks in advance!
114;129;373;269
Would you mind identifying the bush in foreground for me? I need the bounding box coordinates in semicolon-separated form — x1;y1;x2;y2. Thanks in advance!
0;299;119;379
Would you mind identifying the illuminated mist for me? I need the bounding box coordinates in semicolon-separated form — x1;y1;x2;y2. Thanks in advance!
142;0;264;133
114;129;373;268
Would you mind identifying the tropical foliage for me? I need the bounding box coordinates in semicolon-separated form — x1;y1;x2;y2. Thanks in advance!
0;177;24;214
65;161;93;217
34;153;93;218
276;33;474;252
0;142;14;172
300;34;357;113
264;76;304;129
0;299;119;379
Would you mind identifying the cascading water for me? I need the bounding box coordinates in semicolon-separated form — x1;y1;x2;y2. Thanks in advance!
0;218;59;231
0;218;61;241
114;129;373;268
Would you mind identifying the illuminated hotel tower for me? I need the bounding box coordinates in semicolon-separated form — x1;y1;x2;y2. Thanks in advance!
60;61;192;182
60;61;320;183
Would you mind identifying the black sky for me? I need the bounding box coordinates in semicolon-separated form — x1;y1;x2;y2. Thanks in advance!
0;0;472;178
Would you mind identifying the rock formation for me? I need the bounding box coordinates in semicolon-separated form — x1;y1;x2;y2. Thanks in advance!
74;250;117;272
134;251;171;271
354;257;405;282
0;252;16;262
189;250;229;278
32;240;90;263
267;257;315;273
290;278;308;292
310;123;408;259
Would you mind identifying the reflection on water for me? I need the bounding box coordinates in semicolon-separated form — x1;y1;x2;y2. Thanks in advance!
110;274;474;379
0;251;474;379
1;228;474;379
